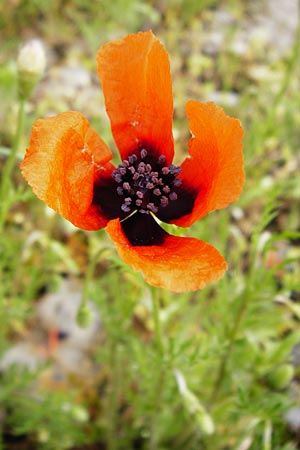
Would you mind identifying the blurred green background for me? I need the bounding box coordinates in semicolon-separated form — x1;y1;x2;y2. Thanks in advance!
0;0;300;449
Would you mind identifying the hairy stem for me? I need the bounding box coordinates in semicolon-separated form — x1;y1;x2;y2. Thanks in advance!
0;98;25;229
148;288;165;450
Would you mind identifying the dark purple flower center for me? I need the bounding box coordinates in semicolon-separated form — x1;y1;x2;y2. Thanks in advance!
111;149;182;217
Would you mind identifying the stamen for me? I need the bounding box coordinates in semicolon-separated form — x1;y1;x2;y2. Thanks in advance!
160;196;169;207
170;165;181;176
169;192;178;201
128;154;137;164
123;182;131;191
112;171;122;183
118;165;126;176
138;162;145;174
140;149;147;159
147;203;158;213
121;204;131;213
173;179;182;187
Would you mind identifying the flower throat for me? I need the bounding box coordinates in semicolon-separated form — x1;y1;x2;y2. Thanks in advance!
112;149;181;216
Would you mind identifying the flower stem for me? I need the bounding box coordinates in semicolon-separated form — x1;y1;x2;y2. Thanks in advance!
210;0;300;403
209;291;249;403
209;213;263;403
107;341;119;450
151;287;164;357
148;288;165;450
263;0;300;136
0;98;25;230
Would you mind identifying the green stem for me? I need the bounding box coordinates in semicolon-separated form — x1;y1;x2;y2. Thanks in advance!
0;98;25;229
263;0;300;135
81;247;99;307
77;245;108;327
209;291;249;403
107;341;119;450
106;266;125;450
148;288;165;450
151;287;164;357
277;0;300;102
210;230;259;402
210;2;300;403
263;420;272;450
14;99;26;155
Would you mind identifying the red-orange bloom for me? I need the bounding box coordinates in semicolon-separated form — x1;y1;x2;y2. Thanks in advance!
21;31;244;293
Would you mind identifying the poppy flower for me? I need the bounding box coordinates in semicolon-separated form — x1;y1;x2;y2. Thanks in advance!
21;31;244;293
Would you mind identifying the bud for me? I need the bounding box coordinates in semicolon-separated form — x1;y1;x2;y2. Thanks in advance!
17;39;46;99
194;409;215;435
71;405;89;423
183;389;215;435
266;364;295;390
174;369;215;435
37;428;49;443
76;303;92;328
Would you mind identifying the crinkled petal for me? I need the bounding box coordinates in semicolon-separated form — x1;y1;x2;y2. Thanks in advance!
21;111;113;230
106;218;227;292
97;30;174;163
172;101;244;227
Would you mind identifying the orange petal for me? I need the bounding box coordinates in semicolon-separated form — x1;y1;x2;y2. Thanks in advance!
106;219;227;293
172;101;245;227
97;31;174;163
21;111;113;230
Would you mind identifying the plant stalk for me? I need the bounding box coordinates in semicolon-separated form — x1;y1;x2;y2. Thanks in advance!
148;288;166;450
0;98;25;229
